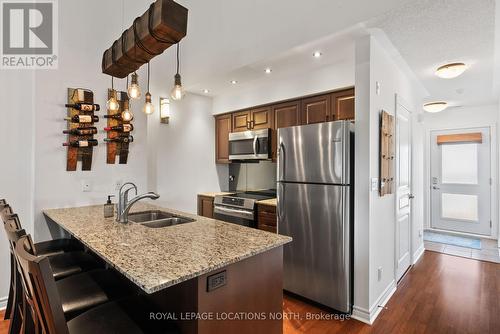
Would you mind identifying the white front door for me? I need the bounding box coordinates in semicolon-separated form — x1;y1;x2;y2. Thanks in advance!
430;127;492;236
395;100;412;281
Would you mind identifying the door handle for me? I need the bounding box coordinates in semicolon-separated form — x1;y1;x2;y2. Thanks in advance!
278;142;286;180
408;194;415;199
253;136;258;156
432;186;440;190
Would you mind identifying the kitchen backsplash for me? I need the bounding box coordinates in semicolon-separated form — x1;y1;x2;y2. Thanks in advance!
229;161;277;192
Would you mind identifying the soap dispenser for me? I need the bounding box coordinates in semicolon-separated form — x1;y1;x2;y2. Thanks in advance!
104;195;115;218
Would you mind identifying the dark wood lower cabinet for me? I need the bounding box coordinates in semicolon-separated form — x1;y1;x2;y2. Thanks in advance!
257;204;277;233
197;195;214;218
151;247;284;334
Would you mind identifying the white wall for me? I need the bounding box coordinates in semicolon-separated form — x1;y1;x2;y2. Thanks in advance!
151;94;228;214
0;0;153;305
353;34;425;324
422;105;499;238
212;60;354;114
0;71;35;307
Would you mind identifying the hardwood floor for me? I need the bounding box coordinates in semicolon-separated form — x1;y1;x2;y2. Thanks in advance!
0;251;498;333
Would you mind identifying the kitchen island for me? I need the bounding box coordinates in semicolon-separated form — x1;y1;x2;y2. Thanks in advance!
43;202;291;334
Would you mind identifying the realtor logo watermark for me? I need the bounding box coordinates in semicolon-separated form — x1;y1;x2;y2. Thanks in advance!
1;0;58;69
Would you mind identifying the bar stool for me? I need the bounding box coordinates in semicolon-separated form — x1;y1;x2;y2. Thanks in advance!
6;224;141;332
15;234;179;334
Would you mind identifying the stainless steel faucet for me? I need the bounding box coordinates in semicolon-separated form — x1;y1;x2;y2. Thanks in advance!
116;182;160;223
118;192;160;223
117;182;137;222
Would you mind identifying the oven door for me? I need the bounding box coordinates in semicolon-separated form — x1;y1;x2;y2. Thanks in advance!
228;129;271;161
213;205;256;228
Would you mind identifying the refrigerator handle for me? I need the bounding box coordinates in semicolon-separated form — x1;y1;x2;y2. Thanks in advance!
277;182;285;229
253;136;258;156
278;142;286;181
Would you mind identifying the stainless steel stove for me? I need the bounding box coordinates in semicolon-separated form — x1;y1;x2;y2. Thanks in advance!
214;190;276;227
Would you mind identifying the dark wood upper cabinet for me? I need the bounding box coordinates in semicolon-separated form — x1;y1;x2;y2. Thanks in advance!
215;114;232;163
332;88;355;121
232;107;273;132
271;101;301;160
251;106;273;130
300;94;331;125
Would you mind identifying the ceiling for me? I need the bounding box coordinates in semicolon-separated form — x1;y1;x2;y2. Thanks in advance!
366;0;498;108
125;0;498;109
137;0;414;97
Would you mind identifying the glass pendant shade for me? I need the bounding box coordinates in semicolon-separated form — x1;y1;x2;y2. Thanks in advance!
106;90;120;111
170;74;185;101
142;92;155;115
127;72;141;99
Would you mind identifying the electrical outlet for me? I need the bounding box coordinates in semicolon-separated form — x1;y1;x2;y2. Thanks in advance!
371;178;379;192
377;267;383;281
81;180;91;192
115;180;123;191
376;81;381;95
419;229;423;238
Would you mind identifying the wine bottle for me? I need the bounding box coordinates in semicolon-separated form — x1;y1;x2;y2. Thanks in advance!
104;124;134;132
65;103;100;112
104;136;134;143
103;114;134;121
64;115;99;123
63;127;98;135
62;139;98;147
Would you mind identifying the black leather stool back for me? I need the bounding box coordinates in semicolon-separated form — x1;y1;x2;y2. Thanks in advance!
15;234;70;334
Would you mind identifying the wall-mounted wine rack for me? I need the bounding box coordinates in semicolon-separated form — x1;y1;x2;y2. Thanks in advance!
106;89;134;164
379;110;395;196
65;88;99;171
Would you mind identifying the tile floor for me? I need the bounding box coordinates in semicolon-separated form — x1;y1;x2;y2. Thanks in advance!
424;234;500;263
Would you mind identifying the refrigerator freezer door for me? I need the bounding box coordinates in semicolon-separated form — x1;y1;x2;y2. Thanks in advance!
278;182;351;313
278;121;350;185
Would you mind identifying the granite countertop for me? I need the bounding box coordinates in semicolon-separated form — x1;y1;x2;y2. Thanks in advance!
257;198;277;207
198;192;234;197
43;203;291;294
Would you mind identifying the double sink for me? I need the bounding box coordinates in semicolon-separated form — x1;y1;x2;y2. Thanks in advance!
128;210;195;228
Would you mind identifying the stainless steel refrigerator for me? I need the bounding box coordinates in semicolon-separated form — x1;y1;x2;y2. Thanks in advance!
277;120;354;313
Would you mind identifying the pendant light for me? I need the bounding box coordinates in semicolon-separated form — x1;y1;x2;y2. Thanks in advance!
127;72;141;99
106;77;120;112
170;43;185;101
142;62;155;115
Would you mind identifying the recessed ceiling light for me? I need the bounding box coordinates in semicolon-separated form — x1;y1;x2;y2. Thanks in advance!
313;51;322;58
423;101;448;113
435;62;467;79
265;68;272;74
230;80;238;84
203;89;210;94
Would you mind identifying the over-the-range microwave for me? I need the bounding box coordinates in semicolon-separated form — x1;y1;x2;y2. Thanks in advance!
228;128;271;161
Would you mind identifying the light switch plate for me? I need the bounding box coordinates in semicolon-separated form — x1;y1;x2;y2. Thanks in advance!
371;178;379;191
81;180;91;192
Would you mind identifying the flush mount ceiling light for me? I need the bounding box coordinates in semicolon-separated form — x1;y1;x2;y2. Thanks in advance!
230;80;238;84
313;51;322;58
203;89;210;94
423;101;448;113
435;62;467;79
265;68;272;74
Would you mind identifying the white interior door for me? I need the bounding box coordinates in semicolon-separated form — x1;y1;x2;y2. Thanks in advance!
430;128;491;236
395;101;412;282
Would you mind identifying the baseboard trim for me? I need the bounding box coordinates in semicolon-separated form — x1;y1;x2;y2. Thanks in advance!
413;244;425;264
0;295;7;311
351;280;397;325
